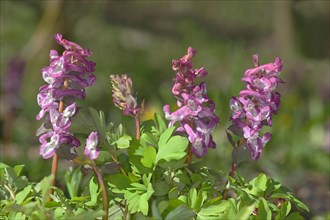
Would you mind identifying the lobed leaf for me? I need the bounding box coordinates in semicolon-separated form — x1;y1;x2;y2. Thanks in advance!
156;135;188;164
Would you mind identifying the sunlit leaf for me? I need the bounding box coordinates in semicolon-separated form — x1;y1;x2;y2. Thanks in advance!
141;146;157;168
156;135;188;164
115;135;132;149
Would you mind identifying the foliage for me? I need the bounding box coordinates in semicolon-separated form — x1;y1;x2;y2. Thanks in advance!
0;112;309;219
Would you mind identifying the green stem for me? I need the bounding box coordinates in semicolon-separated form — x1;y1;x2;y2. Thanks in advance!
222;161;237;199
104;143;127;176
4;185;15;200
91;162;109;220
135;116;140;140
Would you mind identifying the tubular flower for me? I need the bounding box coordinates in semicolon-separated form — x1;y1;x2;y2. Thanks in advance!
36;33;96;159
229;54;283;160
163;47;219;158
110;74;142;117
84;131;100;160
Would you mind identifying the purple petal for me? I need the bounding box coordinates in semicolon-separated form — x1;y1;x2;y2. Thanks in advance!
84;131;99;160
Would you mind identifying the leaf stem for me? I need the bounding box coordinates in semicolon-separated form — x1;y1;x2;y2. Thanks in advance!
104;143;127;176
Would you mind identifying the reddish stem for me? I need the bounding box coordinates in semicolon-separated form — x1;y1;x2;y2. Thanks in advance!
91;162;109;220
49;78;69;196
185;144;193;166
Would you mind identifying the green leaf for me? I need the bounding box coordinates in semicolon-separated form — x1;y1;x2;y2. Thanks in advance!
154;181;170;196
69;209;105;219
198;200;229;219
225;198;238;219
51;187;70;207
70;196;89;202
101;161;122;175
168;187;178;200
251;173;268;192
194;190;207;212
106;174;131;192
115;135;132;149
89;107;103;132
158;126;176;147
4;167;18;186
165;204;195;220
139;193;149;215
125;191;140;213
257;198;271;220
141;146;157;168
15;184;32;204
271;193;309;213
44;201;62;208
156;135;188;164
235;201;258;220
275;201;291;220
36;175;54;204
85;177;99;206
187;188;197;209
151;200;162;220
130;182;147;191
154;113;167;134
0;163;9;168
140;132;158;147
158;200;169;214
65;167;82;198
13;165;25;177
99;110;106;137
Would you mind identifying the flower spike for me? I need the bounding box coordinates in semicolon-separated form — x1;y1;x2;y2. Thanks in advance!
229;55;283;160
164;47;219;158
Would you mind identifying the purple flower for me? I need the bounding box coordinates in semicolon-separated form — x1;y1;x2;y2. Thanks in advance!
229;54;283;160
36;33;95;160
164;47;219;158
39;131;80;159
84;131;100;160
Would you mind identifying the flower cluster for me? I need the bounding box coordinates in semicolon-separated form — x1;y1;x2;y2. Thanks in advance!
110;74;142;117
229;54;283;160
36;33;96;160
163;47;219;157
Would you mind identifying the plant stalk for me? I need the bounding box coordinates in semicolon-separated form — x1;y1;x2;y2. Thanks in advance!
185;143;193;166
49;78;69;197
104;143;127;176
91;162;109;220
135;116;140;140
222;161;237;199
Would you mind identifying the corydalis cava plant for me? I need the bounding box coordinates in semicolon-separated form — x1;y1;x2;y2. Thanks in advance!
110;74;144;140
163;47;219;158
229;54;283;160
110;74;143;118
36;33;96;160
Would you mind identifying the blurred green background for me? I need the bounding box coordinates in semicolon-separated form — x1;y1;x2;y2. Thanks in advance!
1;0;329;218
